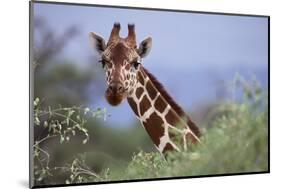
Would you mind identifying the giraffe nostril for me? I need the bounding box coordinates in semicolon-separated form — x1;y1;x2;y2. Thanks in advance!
108;83;124;93
117;85;123;92
108;85;114;91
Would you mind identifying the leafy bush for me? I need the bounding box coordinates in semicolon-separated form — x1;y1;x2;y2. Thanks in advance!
123;102;267;179
33;98;107;185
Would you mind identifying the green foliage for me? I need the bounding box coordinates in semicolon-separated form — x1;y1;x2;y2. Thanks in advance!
106;100;267;180
118;151;166;180
33;98;108;185
58;157;108;184
32;19;119;186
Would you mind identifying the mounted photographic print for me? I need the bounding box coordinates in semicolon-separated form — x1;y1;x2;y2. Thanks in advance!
29;1;269;188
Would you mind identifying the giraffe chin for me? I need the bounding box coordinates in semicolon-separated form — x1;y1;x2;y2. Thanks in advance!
105;92;125;106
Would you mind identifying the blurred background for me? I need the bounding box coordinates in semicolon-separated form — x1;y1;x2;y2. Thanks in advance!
32;2;268;185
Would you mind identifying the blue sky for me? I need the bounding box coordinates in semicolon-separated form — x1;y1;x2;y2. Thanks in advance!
34;2;268;127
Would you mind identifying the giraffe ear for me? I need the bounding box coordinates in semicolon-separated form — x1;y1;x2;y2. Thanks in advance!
89;32;106;54
138;37;152;58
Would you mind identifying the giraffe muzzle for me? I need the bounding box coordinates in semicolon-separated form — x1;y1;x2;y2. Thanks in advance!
108;83;124;94
105;82;126;106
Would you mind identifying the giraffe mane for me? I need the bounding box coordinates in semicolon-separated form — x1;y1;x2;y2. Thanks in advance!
142;66;201;137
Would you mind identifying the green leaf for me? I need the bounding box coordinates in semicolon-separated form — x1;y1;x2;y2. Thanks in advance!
68;110;75;117
81;128;88;133
60;136;65;144
43;121;48;128
84;107;90;115
57;123;62;131
76;115;81;121
82;138;88;144
72;130;76;136
34;97;39;106
103;108;107;121
34;117;40;126
48;106;53;117
34;149;39;157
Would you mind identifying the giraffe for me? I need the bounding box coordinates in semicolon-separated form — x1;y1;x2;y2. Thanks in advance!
89;23;201;153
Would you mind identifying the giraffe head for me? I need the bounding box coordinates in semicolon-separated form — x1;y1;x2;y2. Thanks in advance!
89;23;152;106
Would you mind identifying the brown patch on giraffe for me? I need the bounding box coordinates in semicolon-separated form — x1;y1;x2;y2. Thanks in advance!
142;112;164;146
139;95;151;116
187;119;201;137
135;87;144;99
125;63;131;70
138;71;145;86
154;96;166;113
127;97;139;116
110;42;129;65
106;62;113;69
185;132;199;144
125;81;129;87
146;81;158;100
162;143;174;153
165;110;178;126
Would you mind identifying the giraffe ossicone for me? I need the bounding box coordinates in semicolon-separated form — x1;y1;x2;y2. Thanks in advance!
89;23;201;153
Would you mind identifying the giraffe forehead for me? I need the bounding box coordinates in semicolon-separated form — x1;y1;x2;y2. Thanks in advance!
104;42;139;64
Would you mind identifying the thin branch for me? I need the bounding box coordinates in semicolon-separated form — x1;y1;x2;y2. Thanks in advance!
53;112;81;126
34;145;50;168
34;134;58;146
37;106;80;117
76;168;103;180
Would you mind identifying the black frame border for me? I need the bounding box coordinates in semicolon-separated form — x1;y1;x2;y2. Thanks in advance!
29;0;270;188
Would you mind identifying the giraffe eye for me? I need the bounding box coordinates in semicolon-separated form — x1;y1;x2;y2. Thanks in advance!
132;62;140;69
98;59;106;68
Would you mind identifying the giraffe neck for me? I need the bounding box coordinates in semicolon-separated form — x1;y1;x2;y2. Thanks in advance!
127;66;200;153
